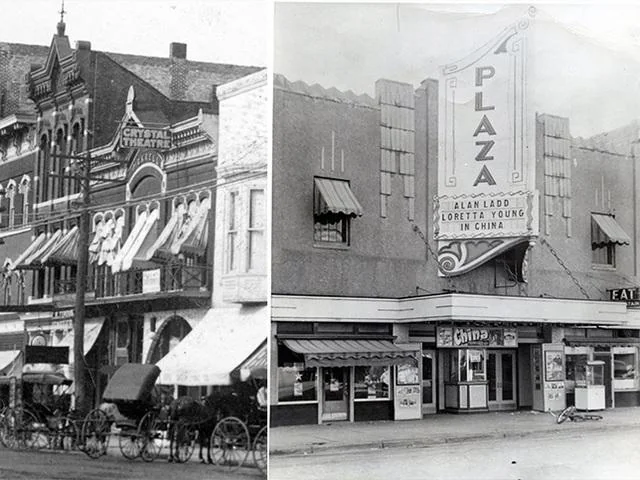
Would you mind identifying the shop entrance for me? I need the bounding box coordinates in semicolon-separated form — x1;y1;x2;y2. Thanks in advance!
321;367;349;421
487;350;516;410
422;350;436;414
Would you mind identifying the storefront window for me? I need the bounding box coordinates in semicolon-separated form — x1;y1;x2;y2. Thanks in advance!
613;347;637;390
354;366;390;400
467;349;486;381
565;353;588;390
446;349;486;382
277;342;317;402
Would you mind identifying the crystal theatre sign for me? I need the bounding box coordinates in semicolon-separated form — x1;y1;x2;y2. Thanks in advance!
436;14;539;276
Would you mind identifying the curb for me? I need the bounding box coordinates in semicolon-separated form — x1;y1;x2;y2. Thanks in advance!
270;421;640;458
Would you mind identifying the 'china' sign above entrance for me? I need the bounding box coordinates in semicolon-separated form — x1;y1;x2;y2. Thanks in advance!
437;327;518;348
436;14;539;277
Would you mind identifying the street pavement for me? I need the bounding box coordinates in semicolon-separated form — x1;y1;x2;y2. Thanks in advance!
270;427;640;480
270;406;640;457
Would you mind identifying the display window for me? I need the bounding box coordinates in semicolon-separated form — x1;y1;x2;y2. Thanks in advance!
277;342;318;403
354;366;390;400
565;348;589;393
446;349;486;383
613;347;638;390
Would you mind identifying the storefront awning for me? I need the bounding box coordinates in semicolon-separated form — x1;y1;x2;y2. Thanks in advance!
564;336;640;347
41;226;79;265
314;178;364;217
156;306;268;386
57;318;105;356
592;213;631;247
0;350;21;375
12;232;46;270
233;341;267;381
112;209;154;273
283;339;418;367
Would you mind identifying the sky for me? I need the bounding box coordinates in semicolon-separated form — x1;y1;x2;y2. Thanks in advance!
1;0;267;67
275;2;640;138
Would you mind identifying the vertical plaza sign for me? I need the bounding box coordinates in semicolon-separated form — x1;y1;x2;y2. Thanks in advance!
435;15;539;276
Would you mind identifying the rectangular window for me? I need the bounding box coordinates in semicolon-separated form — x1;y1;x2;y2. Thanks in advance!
277;343;317;403
248;189;265;272
591;218;615;267
613;347;637;390
354;366;390;400
226;191;239;272
314;216;349;245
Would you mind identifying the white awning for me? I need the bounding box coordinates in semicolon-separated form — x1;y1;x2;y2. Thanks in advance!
170;197;211;255
156;306;268;386
143;203;185;261
0;350;21;376
112;210;149;273
58;318;105;356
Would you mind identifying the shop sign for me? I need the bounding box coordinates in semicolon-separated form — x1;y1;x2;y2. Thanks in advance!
437;326;518;348
142;269;161;293
436;13;538;277
609;287;640;306
120;127;172;150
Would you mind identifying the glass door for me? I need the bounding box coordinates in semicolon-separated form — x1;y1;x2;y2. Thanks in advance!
487;351;517;410
422;350;436;414
321;367;349;421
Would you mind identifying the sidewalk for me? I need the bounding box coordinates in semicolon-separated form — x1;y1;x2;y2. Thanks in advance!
270;407;640;456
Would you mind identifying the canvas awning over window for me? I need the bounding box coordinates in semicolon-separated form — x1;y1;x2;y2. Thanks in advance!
592;213;631;247
144;204;186;261
314;178;364;217
41;226;79;265
156;307;267;386
0;350;21;376
11;232;46;270
58;318;105;356
233;340;267;381
170;197;211;256
16;230;63;269
282;339;418;367
112;209;158;273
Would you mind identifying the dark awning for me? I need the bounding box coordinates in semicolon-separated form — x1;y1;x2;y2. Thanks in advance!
314;178;363;217
22;372;72;385
12;232;46;270
42;226;78;265
592;213;631;247
564;336;640;347
18;230;63;269
283;339;418;367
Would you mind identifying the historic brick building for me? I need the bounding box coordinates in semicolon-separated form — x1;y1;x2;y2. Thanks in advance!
0;18;267;406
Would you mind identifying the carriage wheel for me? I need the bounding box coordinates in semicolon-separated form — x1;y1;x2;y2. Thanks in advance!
210;417;250;471
252;425;267;476
81;409;110;459
0;408;17;449
172;421;197;463
138;411;164;462
118;427;141;460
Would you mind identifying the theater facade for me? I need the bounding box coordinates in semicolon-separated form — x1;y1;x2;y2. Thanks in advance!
271;18;640;426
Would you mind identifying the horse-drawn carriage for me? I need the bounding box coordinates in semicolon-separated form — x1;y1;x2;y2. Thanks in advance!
0;371;78;452
79;363;267;474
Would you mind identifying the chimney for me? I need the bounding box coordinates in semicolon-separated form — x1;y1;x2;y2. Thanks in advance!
76;41;91;51
170;42;187;60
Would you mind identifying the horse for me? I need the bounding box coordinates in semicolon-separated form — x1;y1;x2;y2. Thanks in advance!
166;396;218;464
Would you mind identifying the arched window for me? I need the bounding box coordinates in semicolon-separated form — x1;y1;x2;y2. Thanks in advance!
18;176;30;225
148;316;192;364
36;134;49;203
6;180;16;228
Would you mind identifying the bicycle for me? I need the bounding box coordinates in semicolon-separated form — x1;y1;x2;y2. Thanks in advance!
554;405;603;424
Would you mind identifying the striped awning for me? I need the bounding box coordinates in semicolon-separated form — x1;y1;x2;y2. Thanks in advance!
11;232;46;270
314;178;363;217
112;209;159;273
234;341;267;381
283;339;418;367
170;197;211;256
144;204;186;261
592;213;631;247
42;226;78;265
16;230;63;269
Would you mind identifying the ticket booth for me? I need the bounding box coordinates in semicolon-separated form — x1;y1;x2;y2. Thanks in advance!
575;360;605;411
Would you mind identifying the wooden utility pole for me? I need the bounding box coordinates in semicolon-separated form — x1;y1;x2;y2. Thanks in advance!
73;152;91;415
